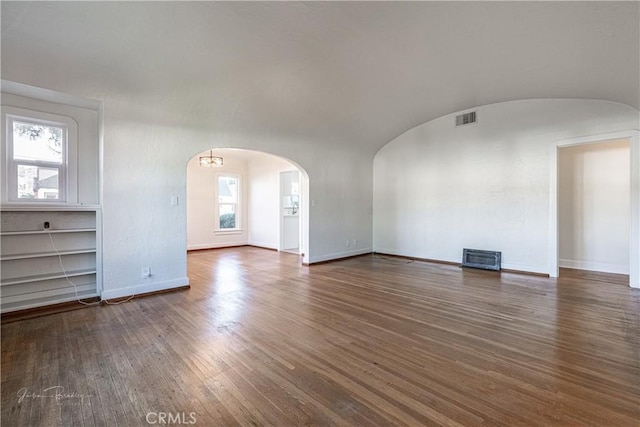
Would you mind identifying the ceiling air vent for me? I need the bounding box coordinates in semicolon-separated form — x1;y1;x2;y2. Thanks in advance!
455;111;477;127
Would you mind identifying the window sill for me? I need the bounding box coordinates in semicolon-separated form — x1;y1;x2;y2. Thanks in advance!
214;229;244;235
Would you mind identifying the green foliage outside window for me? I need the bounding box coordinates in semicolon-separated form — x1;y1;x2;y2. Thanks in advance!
220;213;236;229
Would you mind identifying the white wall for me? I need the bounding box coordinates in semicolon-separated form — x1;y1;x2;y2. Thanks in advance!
247;154;296;250
98;118;190;299
186;150;249;250
374;99;639;275
559;139;630;274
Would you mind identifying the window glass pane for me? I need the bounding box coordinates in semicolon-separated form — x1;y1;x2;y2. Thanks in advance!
218;176;238;204
13;120;64;164
219;204;236;229
17;165;60;200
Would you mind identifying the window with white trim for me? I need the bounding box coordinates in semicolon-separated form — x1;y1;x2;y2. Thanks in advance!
216;174;240;230
3;108;77;203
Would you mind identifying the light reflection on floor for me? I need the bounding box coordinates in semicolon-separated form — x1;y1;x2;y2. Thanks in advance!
187;248;307;336
208;257;246;327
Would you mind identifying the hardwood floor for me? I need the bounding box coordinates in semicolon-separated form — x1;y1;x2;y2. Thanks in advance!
2;247;639;426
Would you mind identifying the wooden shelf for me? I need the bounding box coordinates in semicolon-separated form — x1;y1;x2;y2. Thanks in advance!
0;209;101;313
0;205;100;212
1;249;96;261
2;284;97;305
1;269;97;287
0;228;96;236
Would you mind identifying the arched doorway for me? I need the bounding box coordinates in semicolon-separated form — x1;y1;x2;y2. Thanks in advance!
185;148;309;263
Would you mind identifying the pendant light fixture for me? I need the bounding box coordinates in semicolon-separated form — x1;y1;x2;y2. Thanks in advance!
199;150;223;167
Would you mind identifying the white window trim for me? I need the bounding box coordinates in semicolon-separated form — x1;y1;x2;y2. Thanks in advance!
213;229;244;236
214;172;241;232
2;106;78;205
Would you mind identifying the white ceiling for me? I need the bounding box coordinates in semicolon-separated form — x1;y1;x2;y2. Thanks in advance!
2;1;638;154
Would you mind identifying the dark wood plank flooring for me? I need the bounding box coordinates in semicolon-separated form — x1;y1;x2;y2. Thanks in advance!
2;247;639;426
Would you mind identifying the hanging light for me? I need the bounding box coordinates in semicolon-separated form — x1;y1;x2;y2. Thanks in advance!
199;150;223;167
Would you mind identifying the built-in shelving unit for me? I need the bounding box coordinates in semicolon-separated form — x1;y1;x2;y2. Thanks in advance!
0;206;102;313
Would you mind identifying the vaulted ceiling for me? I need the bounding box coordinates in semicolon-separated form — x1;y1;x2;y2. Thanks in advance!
2;1;638;154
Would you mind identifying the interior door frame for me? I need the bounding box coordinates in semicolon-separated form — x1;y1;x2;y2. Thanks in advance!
549;129;639;288
279;169;301;254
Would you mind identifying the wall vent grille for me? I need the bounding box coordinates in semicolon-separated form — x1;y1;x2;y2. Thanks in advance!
461;248;501;271
455;111;477;127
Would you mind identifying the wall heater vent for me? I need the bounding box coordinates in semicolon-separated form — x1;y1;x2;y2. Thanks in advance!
455;111;477;127
462;248;501;271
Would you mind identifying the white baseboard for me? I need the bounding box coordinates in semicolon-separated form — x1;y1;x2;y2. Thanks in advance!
374;248;461;265
500;262;548;275
248;241;278;250
559;259;629;275
101;278;190;300
187;241;248;251
373;248;548;275
308;248;372;264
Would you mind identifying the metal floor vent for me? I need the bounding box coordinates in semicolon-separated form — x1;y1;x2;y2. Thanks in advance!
462;248;501;271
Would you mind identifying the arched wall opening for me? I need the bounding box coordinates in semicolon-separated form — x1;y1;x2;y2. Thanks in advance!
185;148;310;264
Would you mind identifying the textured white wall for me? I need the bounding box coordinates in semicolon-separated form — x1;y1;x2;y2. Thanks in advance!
100;118;191;298
186;151;249;250
374;99;639;274
559;139;630;273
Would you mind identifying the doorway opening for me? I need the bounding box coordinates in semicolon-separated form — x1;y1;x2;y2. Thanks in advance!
550;130;640;288
280;170;300;254
559;139;629;276
185;148;309;263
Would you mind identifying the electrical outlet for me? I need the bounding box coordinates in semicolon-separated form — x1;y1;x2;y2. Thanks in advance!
142;267;151;279
352;239;357;247
345;240;350;247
